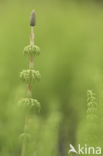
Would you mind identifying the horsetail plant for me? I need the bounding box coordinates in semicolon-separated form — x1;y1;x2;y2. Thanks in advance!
87;90;97;121
19;10;40;156
85;90;99;147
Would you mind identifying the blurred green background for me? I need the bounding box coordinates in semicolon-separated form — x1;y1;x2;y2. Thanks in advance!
0;0;103;156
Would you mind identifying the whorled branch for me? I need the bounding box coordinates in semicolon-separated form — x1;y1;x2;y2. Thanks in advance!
20;69;40;83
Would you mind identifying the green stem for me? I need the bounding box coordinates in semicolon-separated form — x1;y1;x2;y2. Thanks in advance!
21;26;34;156
21;140;26;156
21;119;27;156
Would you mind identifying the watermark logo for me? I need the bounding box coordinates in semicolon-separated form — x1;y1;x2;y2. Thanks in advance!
68;144;101;155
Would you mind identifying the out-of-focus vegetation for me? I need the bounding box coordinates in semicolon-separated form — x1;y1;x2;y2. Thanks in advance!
0;0;103;156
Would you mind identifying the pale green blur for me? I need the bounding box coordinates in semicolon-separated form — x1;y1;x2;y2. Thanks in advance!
0;0;103;156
